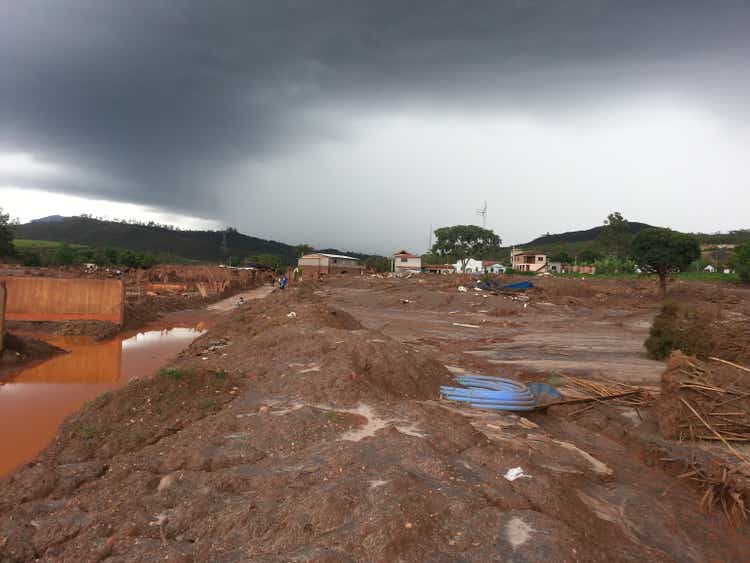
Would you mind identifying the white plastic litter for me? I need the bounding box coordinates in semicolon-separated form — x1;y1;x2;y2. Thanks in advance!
504;467;532;481
457;286;468;293
287;312;297;318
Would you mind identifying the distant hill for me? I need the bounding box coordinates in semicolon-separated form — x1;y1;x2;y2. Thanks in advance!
30;215;66;224
13;216;299;264
522;221;654;247
503;222;750;261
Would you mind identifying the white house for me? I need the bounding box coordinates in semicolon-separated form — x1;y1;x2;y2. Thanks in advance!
393;250;422;272
454;258;484;273
482;261;506;274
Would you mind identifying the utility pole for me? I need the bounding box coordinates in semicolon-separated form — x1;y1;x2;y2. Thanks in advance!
476;201;487;228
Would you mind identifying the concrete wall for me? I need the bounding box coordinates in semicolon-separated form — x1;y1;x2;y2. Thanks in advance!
0;281;6;353
0;277;125;324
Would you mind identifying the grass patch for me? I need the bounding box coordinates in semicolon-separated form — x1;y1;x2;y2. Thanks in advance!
158;367;192;381
13;238;89;250
76;425;98;440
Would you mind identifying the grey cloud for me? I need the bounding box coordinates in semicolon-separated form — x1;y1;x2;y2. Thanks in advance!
1;1;749;248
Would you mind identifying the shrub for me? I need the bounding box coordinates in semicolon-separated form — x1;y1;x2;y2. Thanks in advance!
644;302;713;360
735;242;750;283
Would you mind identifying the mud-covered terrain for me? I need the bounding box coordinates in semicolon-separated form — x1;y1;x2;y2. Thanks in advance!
1;277;749;562
0;333;65;379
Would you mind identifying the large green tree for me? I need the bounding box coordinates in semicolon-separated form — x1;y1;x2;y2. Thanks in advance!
598;212;633;258
549;252;573;264
577;249;602;264
294;244;314;258
735;242;750;283
631;228;700;296
431;225;501;272
0;207;15;258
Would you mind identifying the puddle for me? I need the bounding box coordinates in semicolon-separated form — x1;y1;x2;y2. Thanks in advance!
0;326;204;477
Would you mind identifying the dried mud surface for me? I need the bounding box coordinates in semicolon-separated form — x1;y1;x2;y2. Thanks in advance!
1;277;750;561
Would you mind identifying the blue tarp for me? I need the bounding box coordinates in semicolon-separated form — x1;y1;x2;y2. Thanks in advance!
502;281;534;291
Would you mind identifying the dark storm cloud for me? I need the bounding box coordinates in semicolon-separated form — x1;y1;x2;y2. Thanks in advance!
1;1;749;233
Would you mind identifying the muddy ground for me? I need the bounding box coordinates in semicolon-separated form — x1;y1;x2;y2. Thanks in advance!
1;276;750;561
0;334;65;379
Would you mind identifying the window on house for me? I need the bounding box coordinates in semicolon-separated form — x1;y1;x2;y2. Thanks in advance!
401;257;407;262
538;256;544;262
333;259;338;264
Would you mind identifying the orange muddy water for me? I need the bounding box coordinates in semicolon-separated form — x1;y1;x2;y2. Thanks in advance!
0;285;274;478
0;325;204;477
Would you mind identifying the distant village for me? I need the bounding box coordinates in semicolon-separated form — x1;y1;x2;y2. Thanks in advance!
296;243;739;279
295;247;595;279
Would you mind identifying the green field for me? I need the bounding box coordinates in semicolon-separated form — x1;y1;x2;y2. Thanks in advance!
13;239;89;251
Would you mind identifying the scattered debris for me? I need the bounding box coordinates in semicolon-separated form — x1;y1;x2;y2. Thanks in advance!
452;322;480;329
457;285;468;293
504;467;532;481
287;311;297;318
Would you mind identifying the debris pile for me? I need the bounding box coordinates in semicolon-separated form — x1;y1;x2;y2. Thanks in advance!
562;375;654;409
656;352;750;525
657;353;750;444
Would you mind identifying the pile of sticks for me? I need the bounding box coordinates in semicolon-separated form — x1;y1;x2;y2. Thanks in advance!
677;455;749;527
561;375;653;416
674;357;750;445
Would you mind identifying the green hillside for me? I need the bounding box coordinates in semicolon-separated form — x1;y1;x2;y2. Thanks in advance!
509;224;750;261
13;217;299;264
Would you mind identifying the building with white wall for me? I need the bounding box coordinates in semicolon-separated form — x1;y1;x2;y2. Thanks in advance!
393;250;422;272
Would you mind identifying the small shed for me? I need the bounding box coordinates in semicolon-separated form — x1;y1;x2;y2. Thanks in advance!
298;253;363;279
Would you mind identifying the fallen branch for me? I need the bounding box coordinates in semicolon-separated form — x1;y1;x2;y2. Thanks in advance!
680;397;750;468
550;390;641;407
709;357;750;374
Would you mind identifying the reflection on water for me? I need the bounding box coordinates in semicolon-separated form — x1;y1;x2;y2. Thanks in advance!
0;326;204;477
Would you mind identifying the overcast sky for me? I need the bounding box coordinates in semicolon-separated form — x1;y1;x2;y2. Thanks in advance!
1;1;749;254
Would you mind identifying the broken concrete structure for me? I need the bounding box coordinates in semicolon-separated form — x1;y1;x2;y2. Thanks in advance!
0;277;125;325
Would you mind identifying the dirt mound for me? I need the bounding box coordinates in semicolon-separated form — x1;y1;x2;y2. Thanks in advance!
187;287;451;406
124;293;212;328
711;317;750;364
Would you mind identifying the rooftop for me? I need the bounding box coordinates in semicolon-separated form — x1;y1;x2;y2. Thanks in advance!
301;253;360;261
394;250;419;258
